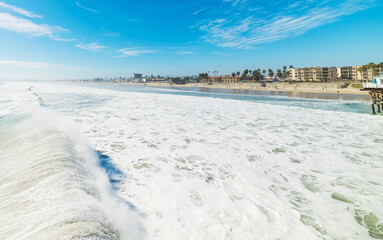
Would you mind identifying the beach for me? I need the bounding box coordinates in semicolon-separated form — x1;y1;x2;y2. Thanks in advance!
116;82;368;95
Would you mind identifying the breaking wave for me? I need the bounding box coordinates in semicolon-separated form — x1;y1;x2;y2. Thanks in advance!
0;85;143;240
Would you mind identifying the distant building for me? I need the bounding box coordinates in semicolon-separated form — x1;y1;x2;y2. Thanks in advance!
290;66;341;81
289;68;298;81
352;66;367;82
367;66;383;81
207;76;241;83
337;66;353;80
133;73;143;79
150;78;165;83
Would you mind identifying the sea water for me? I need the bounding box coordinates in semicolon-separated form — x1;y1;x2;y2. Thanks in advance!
1;82;382;239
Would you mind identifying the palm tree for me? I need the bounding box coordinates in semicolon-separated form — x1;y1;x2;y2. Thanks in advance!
276;69;282;79
232;72;236;81
367;62;376;69
268;69;274;78
237;71;240;77
243;69;249;82
289;65;294;69
262;70;266;80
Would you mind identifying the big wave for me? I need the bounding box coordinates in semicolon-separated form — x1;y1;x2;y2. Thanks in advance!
0;85;143;240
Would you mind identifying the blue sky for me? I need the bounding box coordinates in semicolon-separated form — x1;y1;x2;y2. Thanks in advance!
0;0;382;80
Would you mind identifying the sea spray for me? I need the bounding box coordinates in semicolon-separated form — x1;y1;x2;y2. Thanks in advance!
0;86;143;240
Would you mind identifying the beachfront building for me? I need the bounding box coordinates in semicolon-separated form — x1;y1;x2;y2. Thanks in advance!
290;66;345;81
222;76;241;83
367;66;383;81
133;73;143;79
131;73;147;83
150;78;165;83
337;66;353;80
296;67;323;81
289;68;298;81
352;66;368;82
321;67;338;81
207;76;241;83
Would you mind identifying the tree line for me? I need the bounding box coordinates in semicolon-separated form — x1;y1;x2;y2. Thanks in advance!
200;65;294;81
357;62;383;74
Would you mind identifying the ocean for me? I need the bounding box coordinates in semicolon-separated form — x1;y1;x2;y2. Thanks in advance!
1;82;382;239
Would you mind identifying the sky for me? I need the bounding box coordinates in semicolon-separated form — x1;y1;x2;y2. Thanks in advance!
0;0;382;80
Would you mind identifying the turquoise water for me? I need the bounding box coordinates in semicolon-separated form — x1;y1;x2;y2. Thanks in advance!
86;84;371;114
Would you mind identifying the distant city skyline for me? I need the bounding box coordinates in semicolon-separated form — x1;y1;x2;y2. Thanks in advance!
0;0;382;80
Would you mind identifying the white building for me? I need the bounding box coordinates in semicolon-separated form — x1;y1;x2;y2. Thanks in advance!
364;73;383;88
289;68;298;81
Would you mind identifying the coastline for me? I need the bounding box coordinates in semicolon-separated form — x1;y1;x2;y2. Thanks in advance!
73;81;370;101
116;82;368;95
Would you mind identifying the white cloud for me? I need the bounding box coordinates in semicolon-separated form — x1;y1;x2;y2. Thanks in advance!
52;37;76;42
76;2;98;13
118;48;157;57
193;7;208;15
198;0;376;49
76;42;107;52
0;2;41;18
0;12;67;38
0;60;84;70
175;51;193;55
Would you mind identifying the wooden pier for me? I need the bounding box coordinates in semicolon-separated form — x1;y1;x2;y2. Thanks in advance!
362;88;383;115
362;74;383;114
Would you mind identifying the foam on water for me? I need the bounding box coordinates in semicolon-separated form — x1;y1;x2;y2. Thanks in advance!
2;82;383;239
0;84;143;240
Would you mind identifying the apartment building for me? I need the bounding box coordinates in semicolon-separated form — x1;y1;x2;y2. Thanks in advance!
337;66;353;80
367;66;383;81
290;67;337;81
352;66;368;82
289;65;375;82
289;68;298;81
321;67;338;81
208;76;241;83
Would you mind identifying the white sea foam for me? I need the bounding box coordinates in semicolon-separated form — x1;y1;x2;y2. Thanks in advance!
2;82;383;239
0;84;142;240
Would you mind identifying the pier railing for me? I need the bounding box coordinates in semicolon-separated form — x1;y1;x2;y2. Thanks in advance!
363;83;383;89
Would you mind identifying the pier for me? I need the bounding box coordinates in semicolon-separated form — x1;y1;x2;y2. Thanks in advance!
362;73;383;114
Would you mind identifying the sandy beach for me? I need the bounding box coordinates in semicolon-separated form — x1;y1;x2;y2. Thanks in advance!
116;82;368;95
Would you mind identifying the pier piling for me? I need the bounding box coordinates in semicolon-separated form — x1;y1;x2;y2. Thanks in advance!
363;74;383;115
364;90;383;115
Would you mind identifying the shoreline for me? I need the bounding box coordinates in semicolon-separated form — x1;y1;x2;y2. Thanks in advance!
116;82;368;95
74;81;370;101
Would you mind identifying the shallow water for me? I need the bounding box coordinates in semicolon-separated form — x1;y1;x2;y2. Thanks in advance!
1;82;383;239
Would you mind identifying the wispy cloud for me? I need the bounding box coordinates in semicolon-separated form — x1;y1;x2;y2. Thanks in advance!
175;51;193;55
0;12;67;39
76;1;98;13
52;37;76;42
0;2;41;18
0;60;84;70
76;42;107;52
193;7;208;15
197;0;376;49
118;48;157;57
